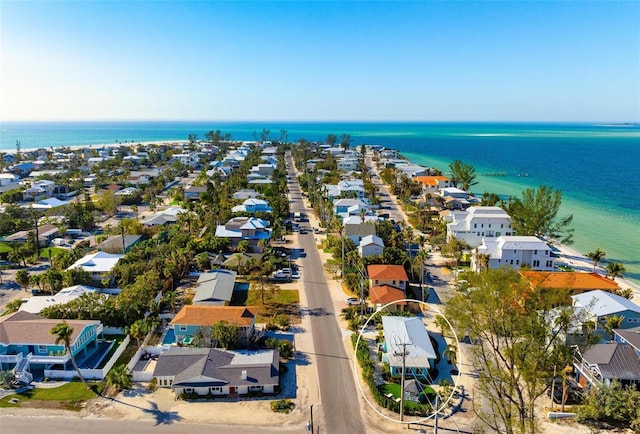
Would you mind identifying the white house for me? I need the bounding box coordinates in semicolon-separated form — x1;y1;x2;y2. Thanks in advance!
472;236;555;272
337;157;360;172
447;206;513;248
19;285;98;314
358;235;384;258
66;251;123;283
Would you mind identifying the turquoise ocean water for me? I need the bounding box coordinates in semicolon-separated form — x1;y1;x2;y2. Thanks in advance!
1;121;639;283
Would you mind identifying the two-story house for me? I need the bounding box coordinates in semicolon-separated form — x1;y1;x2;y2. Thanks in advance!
170;306;259;346
381;316;436;380
472;236;555;272
0;311;102;383
231;198;273;214
66;251;123;284
367;264;409;291
446;206;513;248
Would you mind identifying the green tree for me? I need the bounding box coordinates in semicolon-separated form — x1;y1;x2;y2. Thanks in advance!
586;248;606;272
212;320;239;349
503;185;574;244
442;343;458;371
15;269;30;292
606;262;626;279
577;380;640;431
448;160;478;191
480;191;501;206
444;268;581;434
50;321;87;387
129;319;149;348
105;365;132;392
96;189;120;217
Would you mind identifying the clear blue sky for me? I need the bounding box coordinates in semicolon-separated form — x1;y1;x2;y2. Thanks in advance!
1;0;638;122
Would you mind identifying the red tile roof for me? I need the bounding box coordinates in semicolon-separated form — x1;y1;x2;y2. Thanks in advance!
171;306;258;327
367;264;409;281
369;285;407;305
520;271;619;292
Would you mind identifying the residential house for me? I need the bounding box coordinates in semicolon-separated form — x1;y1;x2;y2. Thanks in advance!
472;236;555;272
446;206;513;248
66;251;123;283
153;348;279;397
337;157;360;172
170;306;259;346
127;169;160;186
0;173;20;193
573;342;640;391
381;316;436;380
521;271;620;296
4;224;59;247
358;234;384;258
185;186;207;201
0;311;102;383
142;206;184;227
323;179;366;201
193;270;237;306
231;198;272;214
31;198;70;210
215;217;272;253
333;198;369;218
171;153;200;168
97;234;142;254
22;180;56;202
395;163;428;179
614;326;640;356
345;222;377;245
232;189;261;201
367;264;409;291
250;163;276;177
413;176;452;194
572;290;640;335
369;285;407;312
19;285;98;314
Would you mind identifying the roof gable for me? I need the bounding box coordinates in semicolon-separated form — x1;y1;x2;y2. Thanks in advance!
368;264;409;281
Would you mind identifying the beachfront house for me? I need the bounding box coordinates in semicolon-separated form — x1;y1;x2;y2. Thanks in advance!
446;206;513;248
414;175;452;195
520;271;620;296
153;348;279;397
472;236;555;272
381;316;436;380
0;311;103;383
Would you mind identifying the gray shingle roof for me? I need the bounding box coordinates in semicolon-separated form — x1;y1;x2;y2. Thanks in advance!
583;343;640;381
153;348;279;387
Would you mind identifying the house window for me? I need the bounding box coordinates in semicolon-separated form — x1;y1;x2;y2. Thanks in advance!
488;224;491;228
210;386;222;392
627;318;640;323
474;223;477;228
392;280;396;285
178;325;187;332
510;260;514;265
249;386;263;391
534;250;537;254
38;345;47;353
533;260;540;267
546;260;553;267
501;224;504;228
545;251;549;255
516;260;520;265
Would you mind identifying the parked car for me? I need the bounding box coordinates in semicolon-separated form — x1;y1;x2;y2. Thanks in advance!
346;297;362;306
273;268;292;279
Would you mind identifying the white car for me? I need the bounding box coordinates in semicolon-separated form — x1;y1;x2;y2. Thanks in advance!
273;268;292;279
346;297;362;306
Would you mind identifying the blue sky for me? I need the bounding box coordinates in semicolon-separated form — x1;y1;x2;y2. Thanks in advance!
1;1;638;122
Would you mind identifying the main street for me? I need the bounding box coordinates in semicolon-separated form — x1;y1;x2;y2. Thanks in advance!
286;152;366;434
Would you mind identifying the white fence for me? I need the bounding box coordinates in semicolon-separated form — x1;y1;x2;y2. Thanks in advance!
44;335;131;381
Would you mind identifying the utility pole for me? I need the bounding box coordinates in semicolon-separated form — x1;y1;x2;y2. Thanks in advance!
434;394;439;433
341;227;345;279
394;341;410;422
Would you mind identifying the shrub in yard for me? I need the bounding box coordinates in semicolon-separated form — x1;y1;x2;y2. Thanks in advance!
271;398;295;413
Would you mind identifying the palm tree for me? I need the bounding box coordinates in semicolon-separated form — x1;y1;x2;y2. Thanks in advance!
586;248;606;272
602;314;625;339
105;365;132;392
50;321;87;387
443;344;458;371
606;262;626;279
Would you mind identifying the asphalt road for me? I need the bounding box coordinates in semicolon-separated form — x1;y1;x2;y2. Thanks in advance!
0;415;302;434
286;153;366;434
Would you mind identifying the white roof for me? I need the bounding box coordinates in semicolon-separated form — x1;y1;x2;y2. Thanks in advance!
480;236;549;258
19;285;97;314
32;197;70;209
67;251;123;273
359;234;384;247
343;215;380;225
382;316;436;368
572;290;640;317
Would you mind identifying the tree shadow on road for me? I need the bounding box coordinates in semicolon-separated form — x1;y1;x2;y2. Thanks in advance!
105;396;183;425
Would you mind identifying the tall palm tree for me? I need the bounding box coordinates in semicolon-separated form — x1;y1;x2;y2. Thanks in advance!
586;248;606;272
606;262;626;279
443;344;458;371
50;321;87;387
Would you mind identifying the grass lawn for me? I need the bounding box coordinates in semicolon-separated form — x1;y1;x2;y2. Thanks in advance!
40;247;66;259
231;288;300;323
0;242;11;254
0;382;98;410
380;382;436;411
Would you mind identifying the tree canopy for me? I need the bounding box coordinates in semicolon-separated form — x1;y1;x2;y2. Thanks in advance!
503;185;574;244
